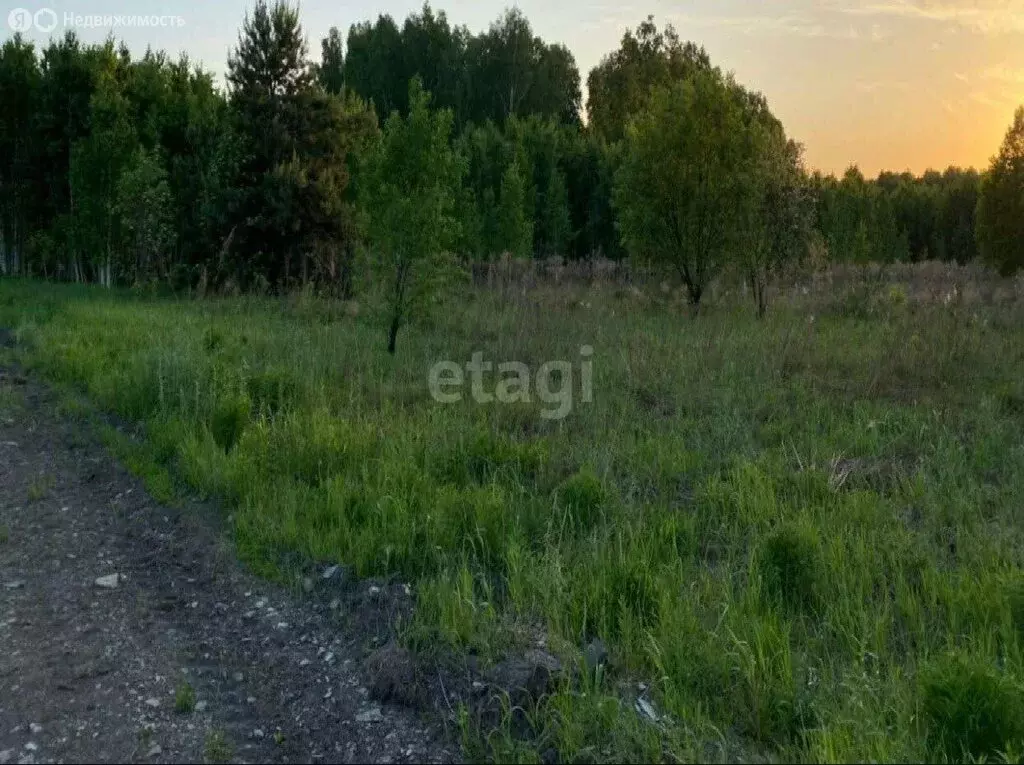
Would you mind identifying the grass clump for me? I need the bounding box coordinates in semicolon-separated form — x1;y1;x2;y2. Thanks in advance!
920;654;1024;761
554;467;609;533
203;729;233;764
174;681;196;714
756;522;824;613
26;473;54;503
210;393;251;452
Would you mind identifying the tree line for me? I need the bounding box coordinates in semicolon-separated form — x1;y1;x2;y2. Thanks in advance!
1;2;1021;332
812;167;982;266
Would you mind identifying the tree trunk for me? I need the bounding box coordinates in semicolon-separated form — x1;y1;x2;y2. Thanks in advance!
751;272;767;319
386;259;409;354
339;241;353;300
386;313;400;355
688;285;703;317
0;222;8;276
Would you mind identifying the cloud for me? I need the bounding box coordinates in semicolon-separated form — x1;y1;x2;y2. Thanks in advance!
836;1;1024;34
982;64;1024;84
673;12;861;40
970;90;1018;107
856;80;912;92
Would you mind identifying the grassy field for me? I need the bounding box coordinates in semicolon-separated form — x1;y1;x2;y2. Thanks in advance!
2;265;1024;762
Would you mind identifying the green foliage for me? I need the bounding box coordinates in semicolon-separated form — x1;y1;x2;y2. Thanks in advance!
0;34;42;276
537;165;572;257
316;26;345;94
813;166;981;265
587;16;713;144
116;147;176;284
496;159;533;258
977;106;1024;276
70;65;137;286
343;4;580;129
466;8;581;125
0;31;231;285
920;654;1024;760
738;124;814;317
614;72;763;309
225;0;352;289
457;115;587;262
9;3;989;291
359;77;464;353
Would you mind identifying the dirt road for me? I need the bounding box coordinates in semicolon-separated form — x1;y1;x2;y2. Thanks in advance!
0;366;458;764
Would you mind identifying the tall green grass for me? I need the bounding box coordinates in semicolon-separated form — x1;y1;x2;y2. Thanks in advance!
2;277;1024;762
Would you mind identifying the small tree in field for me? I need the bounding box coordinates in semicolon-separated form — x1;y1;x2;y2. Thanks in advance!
614;71;756;313
360;78;464;354
739;122;813;318
977;106;1024;276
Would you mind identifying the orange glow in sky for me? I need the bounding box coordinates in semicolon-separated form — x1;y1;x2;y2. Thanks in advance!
605;0;1024;176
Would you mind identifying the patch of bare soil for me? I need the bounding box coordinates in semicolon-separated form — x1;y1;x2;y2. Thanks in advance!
0;368;458;764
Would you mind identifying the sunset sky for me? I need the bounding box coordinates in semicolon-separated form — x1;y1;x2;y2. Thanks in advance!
5;0;1023;176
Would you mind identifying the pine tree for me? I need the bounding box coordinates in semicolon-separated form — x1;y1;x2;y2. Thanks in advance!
225;0;321;286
